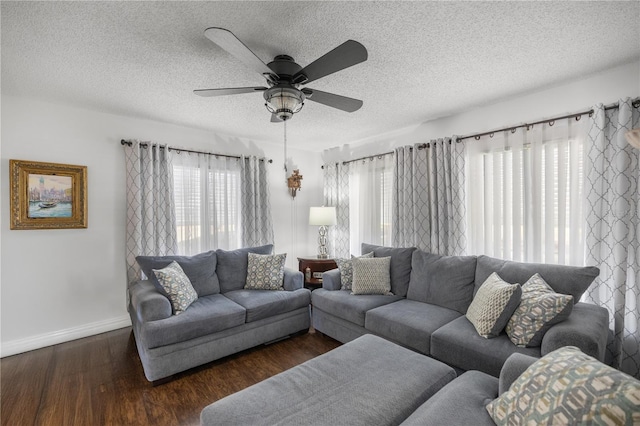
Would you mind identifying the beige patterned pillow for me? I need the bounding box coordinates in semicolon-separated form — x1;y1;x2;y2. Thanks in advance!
351;257;392;295
506;273;573;347
337;252;374;290
244;253;286;290
152;261;198;315
487;346;640;425
466;272;522;338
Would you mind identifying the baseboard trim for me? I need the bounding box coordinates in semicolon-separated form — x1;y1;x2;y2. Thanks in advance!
1;315;132;358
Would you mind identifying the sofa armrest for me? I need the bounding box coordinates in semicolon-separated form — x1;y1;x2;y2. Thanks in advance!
321;268;342;290
129;280;172;322
283;268;303;291
541;302;609;361
498;353;537;395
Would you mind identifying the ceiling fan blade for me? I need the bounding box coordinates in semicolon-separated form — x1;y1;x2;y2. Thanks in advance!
293;40;367;84
270;114;283;123
204;27;275;78
193;87;267;97
304;88;363;112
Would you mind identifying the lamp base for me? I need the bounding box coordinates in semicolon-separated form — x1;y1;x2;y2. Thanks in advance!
317;254;328;259
317;225;329;259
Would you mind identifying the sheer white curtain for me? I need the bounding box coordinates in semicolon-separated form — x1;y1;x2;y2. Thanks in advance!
171;152;242;255
467;118;587;265
348;155;394;254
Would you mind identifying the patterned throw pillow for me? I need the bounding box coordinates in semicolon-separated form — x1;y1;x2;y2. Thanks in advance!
244;253;287;290
152;261;198;315
487;346;640;425
336;252;374;290
466;272;522;338
505;273;573;347
351;257;392;295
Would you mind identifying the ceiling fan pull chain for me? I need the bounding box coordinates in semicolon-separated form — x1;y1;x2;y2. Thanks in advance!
283;120;288;173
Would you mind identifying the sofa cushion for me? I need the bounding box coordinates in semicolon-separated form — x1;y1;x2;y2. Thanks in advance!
244;253;286;290
365;299;461;354
152;261;199;315
136;250;219;297
400;371;498;426
142;294;246;348
311;289;402;327
407;250;478;314
362;243;416;297
224;288;311;323
505;273;573;347
475;255;599;300
336;252;374;290
466;272;522;338
216;244;273;293
352;256;392;295
487;346;640;425
430;315;540;377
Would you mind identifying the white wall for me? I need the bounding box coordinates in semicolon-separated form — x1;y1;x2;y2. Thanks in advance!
0;96;322;356
323;61;640;163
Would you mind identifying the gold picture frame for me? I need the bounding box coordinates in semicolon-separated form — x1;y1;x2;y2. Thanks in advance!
9;159;87;230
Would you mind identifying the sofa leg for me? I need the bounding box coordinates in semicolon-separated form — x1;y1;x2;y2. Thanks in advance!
151;376;174;387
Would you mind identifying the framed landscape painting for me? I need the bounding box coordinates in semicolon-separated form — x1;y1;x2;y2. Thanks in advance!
9;159;87;230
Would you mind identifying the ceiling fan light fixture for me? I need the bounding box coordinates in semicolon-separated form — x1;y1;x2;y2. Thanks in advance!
264;86;305;121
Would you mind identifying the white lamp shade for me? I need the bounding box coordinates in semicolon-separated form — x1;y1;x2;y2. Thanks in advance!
309;207;337;226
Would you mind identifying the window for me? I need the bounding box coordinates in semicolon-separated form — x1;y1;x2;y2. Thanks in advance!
172;155;242;255
467;120;586;265
348;155;394;253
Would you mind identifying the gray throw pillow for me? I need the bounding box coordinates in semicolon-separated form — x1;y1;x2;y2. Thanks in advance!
336;252;374;290
361;243;416;297
216;244;273;293
152;261;198;315
244;253;286;291
352;257;392;295
136;250;218;298
466;272;522;338
506;273;574;347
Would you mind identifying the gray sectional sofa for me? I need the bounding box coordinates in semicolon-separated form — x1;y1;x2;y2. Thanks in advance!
128;244;311;382
312;243;610;377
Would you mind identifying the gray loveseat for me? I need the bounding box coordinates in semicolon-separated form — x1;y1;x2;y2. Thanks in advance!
128;244;311;383
312;243;609;377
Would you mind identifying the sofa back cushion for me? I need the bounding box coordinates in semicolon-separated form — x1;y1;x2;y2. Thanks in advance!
361;243;416;297
136;250;219;297
216;244;273;293
407;249;477;314
475;255;599;300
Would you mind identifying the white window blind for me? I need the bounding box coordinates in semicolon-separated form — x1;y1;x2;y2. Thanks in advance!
172;154;242;255
467;119;586;265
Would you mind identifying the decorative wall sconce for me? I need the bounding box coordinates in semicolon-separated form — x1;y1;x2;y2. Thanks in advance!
287;169;303;198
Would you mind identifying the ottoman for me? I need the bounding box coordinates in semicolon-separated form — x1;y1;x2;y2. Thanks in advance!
200;334;456;426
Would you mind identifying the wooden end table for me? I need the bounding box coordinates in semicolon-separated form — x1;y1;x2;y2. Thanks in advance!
297;257;338;290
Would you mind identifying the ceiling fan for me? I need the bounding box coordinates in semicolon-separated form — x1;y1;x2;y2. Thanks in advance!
194;27;368;122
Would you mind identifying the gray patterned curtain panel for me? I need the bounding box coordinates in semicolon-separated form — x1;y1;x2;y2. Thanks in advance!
123;140;177;285
240;156;274;248
392;138;467;255
584;98;640;378
323;162;351;258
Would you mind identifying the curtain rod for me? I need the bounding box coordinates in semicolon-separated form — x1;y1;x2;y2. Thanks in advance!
321;98;640;168
457;98;640;142
120;140;273;163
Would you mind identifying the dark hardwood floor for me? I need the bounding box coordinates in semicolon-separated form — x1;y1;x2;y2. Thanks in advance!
1;327;341;426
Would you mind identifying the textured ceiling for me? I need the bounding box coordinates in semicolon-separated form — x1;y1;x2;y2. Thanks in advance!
2;1;639;152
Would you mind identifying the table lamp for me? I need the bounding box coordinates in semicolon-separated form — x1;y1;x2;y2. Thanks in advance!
309;206;337;259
